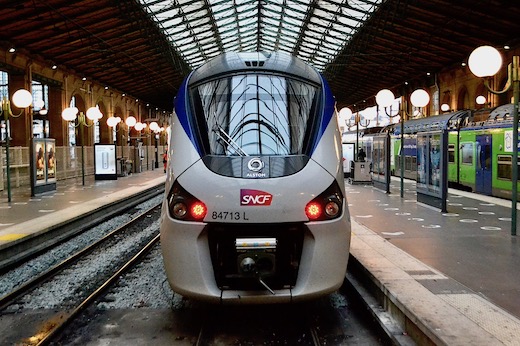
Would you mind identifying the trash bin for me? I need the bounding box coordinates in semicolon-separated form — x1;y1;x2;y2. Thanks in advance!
117;157;127;177
126;160;133;175
351;161;372;183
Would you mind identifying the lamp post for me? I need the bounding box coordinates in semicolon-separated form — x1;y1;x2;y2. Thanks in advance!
124;116;136;174
376;88;430;198
106;116;123;175
62;106;103;186
1;89;33;202
468;45;519;236
106;116;122;131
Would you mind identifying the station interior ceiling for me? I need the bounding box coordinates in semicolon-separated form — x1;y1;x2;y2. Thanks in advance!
1;0;519;111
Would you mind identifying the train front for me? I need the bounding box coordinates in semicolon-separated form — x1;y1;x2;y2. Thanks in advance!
160;52;351;304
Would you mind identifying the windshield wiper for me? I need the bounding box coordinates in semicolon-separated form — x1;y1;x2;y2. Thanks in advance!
213;123;249;156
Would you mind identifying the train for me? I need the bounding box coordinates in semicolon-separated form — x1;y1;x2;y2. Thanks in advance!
342;103;519;200
160;52;351;304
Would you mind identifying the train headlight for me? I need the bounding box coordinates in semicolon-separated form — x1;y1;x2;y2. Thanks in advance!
172;201;188;219
305;182;344;221
325;200;341;218
168;181;207;222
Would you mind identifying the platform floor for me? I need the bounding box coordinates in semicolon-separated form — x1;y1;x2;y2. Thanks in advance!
0;169;166;248
346;178;520;345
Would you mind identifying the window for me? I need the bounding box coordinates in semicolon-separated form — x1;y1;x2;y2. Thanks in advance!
191;73;319;156
461;143;473;165
32;80;49;113
32;80;50;138
497;155;520;181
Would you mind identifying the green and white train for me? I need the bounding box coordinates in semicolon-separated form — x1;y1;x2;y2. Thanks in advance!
342;104;519;200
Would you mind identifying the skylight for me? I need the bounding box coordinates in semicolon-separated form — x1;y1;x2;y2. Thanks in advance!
138;0;382;71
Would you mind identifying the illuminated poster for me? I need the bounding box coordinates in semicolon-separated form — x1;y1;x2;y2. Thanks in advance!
34;139;46;184
371;134;391;193
46;141;56;182
416;131;448;212
416;135;427;188
31;138;57;195
429;134;441;194
94;144;117;180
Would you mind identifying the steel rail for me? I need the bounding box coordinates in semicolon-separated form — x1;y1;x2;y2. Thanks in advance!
0;202;161;311
35;233;161;345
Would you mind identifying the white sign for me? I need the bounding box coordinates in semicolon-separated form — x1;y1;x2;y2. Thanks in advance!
504;130;520;153
95;145;117;174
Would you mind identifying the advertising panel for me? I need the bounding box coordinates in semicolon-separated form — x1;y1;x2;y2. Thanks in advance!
31;138;57;195
46;141;56;182
416;131;447;212
34;139;46;185
94;144;117;180
371;133;390;193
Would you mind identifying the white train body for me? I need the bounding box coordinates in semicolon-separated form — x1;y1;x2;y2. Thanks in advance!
160;52;351;304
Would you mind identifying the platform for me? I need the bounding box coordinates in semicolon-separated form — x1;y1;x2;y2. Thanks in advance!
0;169;166;249
347;177;520;345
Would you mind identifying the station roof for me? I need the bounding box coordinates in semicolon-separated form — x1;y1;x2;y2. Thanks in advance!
1;0;519;111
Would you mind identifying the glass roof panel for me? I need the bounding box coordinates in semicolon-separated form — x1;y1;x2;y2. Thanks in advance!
138;0;382;71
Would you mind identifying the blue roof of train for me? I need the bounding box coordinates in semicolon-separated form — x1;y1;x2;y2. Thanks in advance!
461;104;517;130
392;110;471;135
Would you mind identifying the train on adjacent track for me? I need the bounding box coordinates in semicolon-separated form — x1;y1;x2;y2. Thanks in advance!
160;52;351;304
343;103;519;200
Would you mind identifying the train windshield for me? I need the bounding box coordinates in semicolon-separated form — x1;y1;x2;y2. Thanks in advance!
190;74;320;156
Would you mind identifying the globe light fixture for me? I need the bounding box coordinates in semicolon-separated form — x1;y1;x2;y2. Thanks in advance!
375;89;395;108
468;45;502;78
125;116;137;127
339;107;353;119
107;116;121;128
134;122;146;131
410;89;430;108
61;107;78;121
12;89;33;108
149;121;160;132
476;95;487;105
86;106;103;121
338;107;353;128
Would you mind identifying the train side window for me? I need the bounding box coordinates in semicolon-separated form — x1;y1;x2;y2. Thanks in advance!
460;143;473;165
497;155;512;180
405;155;411;171
448;144;455;163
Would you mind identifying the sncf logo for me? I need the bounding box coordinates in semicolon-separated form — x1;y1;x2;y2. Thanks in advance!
240;189;273;206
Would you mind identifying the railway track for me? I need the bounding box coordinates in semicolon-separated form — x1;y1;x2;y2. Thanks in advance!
189;286;384;345
36;235;161;346
0;184;164;272
0;190;403;345
16;246;393;345
0;202;162;345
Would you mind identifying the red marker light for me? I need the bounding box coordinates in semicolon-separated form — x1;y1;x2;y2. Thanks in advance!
190;201;207;220
305;202;322;220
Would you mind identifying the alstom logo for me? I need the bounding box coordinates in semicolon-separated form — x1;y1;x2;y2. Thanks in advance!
240;189;273;206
